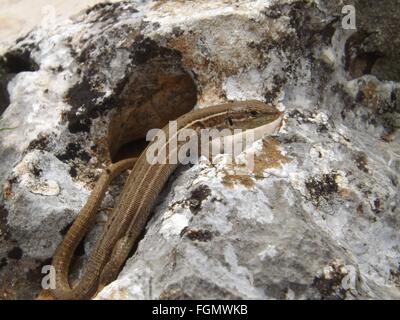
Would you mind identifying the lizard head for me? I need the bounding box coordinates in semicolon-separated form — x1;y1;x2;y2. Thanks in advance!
214;100;283;131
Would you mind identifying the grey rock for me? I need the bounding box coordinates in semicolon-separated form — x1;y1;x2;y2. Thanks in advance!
0;0;398;299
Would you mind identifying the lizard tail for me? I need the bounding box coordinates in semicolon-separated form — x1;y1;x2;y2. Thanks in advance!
50;158;137;300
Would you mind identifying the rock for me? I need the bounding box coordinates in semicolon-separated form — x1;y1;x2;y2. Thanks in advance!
345;0;400;82
0;0;399;299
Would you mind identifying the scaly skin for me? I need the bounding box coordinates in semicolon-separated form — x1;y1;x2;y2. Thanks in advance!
51;158;137;299
51;100;283;299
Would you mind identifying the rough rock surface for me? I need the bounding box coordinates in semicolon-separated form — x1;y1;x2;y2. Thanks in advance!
0;0;399;299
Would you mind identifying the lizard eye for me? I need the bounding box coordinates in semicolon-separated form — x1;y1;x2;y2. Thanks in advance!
249;110;258;117
226;117;234;126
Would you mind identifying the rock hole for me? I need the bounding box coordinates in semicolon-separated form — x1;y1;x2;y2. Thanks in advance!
112;138;148;163
107;40;197;161
0;48;39;115
2;49;39;74
344;32;384;79
0;257;7;270
7;247;23;260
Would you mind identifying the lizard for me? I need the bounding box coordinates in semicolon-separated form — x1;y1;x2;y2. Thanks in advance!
51;100;283;299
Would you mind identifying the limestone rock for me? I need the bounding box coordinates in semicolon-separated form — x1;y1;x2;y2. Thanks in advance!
0;0;398;299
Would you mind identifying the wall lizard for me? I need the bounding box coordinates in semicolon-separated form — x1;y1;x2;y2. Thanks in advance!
51;100;283;299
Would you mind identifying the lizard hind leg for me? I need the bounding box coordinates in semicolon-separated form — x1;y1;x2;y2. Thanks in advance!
97;236;133;293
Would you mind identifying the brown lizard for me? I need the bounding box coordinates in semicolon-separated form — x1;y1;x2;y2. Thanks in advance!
51;100;283;299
